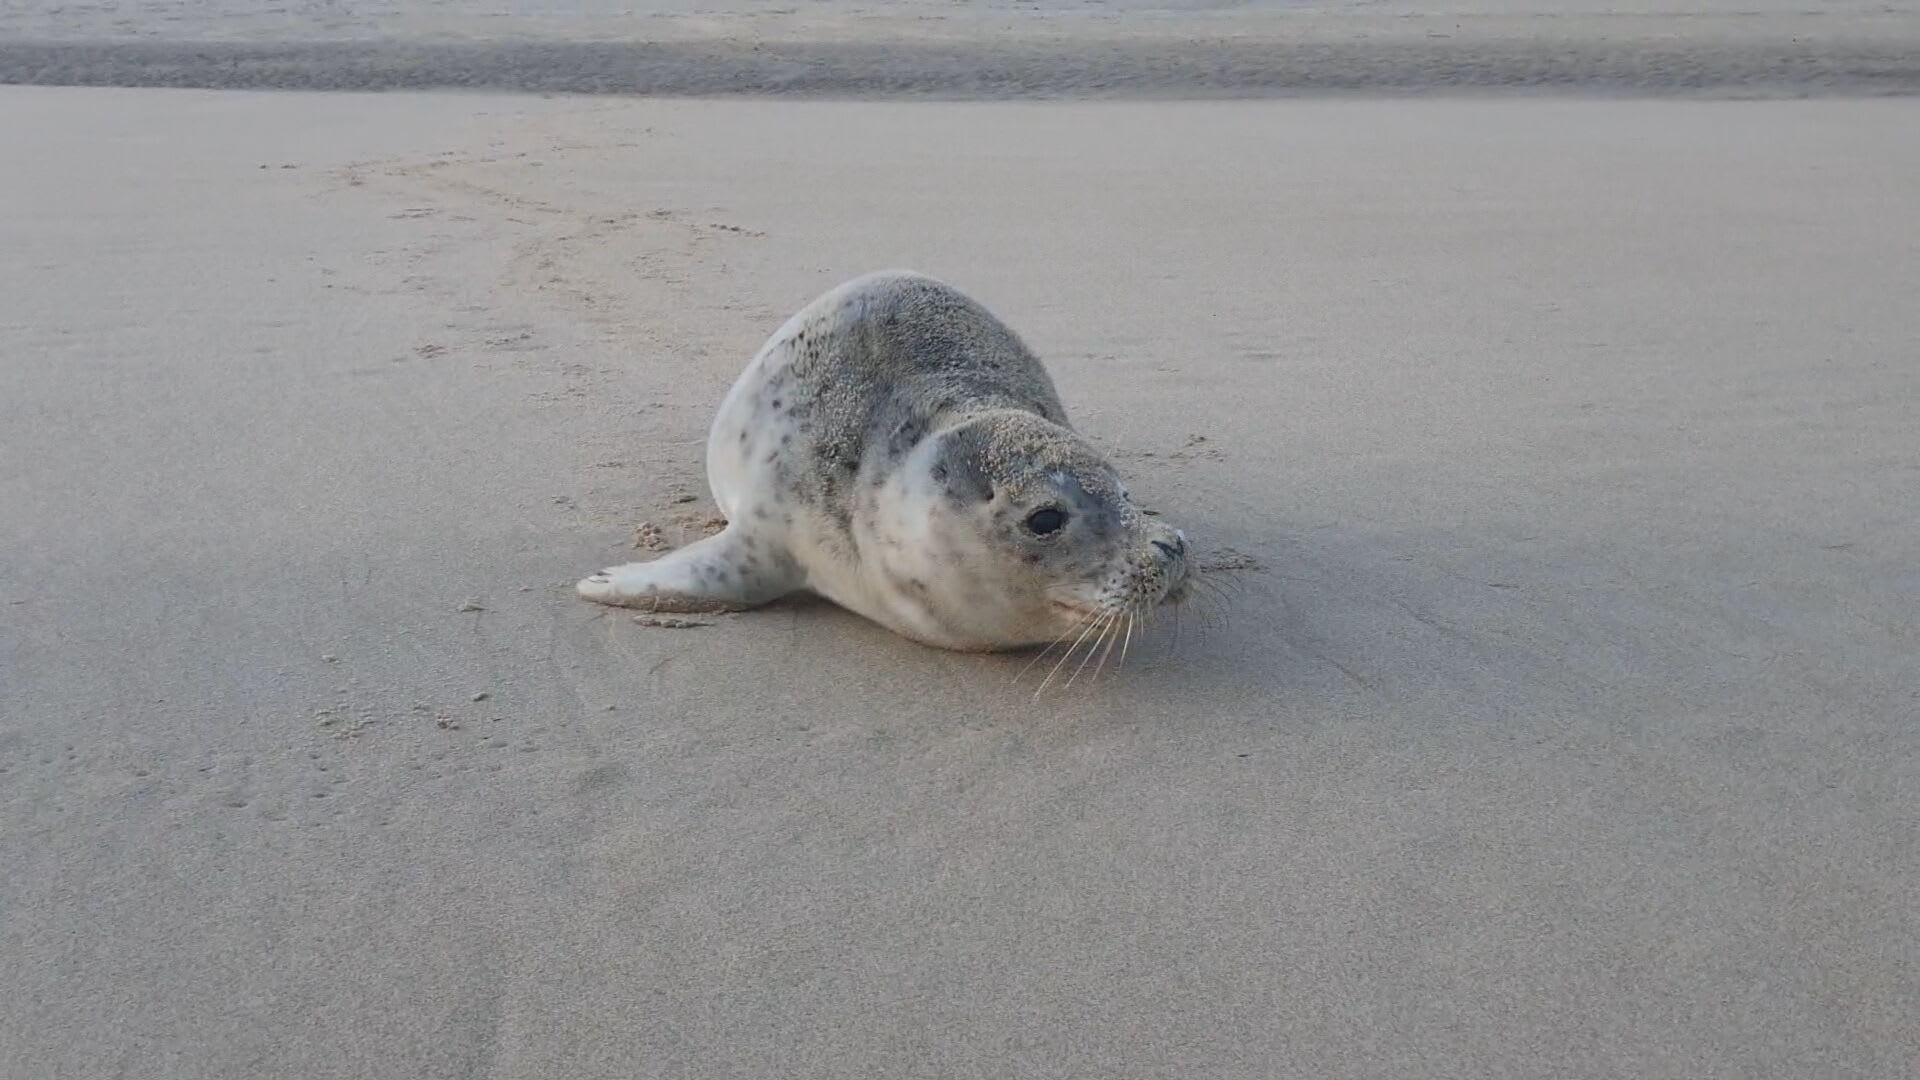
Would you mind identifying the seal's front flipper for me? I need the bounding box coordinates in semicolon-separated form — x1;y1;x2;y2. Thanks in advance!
576;526;798;612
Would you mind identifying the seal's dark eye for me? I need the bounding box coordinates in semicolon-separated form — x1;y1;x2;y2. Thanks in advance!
1025;508;1067;536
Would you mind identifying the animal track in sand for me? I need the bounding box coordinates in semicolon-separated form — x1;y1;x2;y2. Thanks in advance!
629;509;727;553
1197;547;1263;573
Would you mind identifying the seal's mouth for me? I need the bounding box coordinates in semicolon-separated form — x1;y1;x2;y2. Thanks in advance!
1047;589;1178;624
1048;598;1105;621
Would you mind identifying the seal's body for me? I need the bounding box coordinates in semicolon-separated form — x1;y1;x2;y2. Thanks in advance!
578;271;1189;652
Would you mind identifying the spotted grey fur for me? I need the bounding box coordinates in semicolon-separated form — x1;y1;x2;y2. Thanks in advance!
577;270;1190;652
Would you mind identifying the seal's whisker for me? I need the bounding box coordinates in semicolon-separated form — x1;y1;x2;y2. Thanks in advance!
1193;574;1239;602
1164;592;1218;642
1190;591;1241;628
1186;579;1237;629
1186;599;1224;637
1021;618;1082;668
1196;607;1228;639
1196;571;1249;594
1068;613;1118;691
1065;612;1119;691
1035;611;1110;697
1015;613;1090;684
1117;611;1137;672
1090;612;1126;684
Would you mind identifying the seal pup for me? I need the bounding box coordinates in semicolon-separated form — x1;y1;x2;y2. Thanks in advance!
578;270;1190;654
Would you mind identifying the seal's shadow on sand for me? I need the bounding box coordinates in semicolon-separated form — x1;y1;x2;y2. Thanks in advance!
780;515;1768;729
580;508;1799;738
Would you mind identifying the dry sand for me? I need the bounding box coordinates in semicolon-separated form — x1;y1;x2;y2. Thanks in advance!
3;86;1917;1077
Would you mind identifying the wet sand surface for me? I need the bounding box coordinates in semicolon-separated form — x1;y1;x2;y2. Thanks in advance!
3;87;1918;1077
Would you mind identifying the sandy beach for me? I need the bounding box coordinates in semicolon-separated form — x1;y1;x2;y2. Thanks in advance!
3;85;1917;1076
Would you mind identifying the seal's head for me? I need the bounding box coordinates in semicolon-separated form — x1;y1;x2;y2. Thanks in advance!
873;410;1191;651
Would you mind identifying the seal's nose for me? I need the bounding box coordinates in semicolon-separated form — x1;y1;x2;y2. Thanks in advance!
1152;537;1184;560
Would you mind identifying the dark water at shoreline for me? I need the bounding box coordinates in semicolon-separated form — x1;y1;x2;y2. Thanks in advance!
3;1;1917;97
